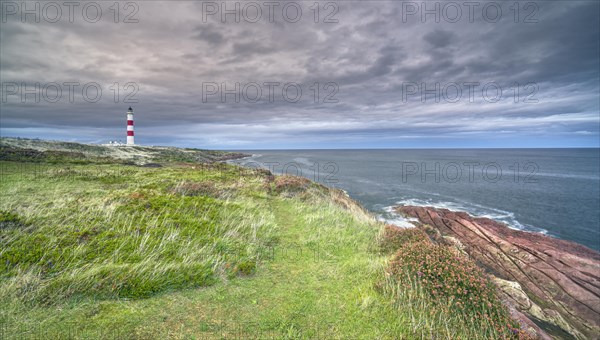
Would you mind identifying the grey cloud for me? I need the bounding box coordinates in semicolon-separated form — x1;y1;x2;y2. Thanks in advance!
0;0;598;148
423;29;455;49
192;24;225;45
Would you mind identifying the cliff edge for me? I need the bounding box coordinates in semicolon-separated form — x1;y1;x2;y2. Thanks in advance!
395;206;600;339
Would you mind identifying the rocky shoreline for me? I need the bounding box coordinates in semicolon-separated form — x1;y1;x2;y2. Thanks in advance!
214;152;251;162
394;205;600;339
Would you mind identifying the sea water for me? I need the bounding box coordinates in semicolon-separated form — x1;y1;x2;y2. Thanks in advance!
230;149;600;251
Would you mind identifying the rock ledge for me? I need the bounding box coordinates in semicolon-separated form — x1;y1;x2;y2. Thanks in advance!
395;205;600;339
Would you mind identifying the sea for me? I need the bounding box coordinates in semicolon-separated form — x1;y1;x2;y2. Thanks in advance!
229;149;600;251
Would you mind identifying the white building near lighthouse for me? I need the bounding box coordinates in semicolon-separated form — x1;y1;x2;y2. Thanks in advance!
126;107;135;145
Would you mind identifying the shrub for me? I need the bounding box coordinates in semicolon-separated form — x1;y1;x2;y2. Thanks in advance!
0;147;44;162
379;225;429;253
272;175;311;195
387;241;523;338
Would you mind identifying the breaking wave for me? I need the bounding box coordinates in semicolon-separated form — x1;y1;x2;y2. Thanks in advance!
381;198;549;235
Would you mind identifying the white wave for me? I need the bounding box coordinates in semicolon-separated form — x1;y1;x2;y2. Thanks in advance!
392;198;549;235
230;154;268;168
226;153;260;165
377;205;418;228
535;172;600;180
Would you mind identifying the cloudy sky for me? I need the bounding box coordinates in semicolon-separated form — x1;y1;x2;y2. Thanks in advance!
1;0;598;149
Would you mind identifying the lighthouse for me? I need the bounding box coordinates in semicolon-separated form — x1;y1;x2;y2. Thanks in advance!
126;107;135;145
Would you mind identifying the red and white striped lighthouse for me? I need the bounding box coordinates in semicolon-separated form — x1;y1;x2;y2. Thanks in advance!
126;107;135;145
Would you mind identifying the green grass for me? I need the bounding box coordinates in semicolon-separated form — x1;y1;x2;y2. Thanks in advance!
0;160;397;338
0;140;526;339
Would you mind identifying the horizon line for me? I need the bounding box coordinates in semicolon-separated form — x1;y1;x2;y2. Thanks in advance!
220;147;600;151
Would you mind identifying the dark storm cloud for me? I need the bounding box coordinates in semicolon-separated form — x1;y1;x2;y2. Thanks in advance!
0;0;598;148
192;24;225;45
423;29;455;49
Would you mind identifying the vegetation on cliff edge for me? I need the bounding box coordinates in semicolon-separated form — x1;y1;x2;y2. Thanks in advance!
0;139;528;338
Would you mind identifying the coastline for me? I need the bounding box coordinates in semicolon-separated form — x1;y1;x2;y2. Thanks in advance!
214;152;252;162
380;198;552;236
232;150;598;251
230;148;600;337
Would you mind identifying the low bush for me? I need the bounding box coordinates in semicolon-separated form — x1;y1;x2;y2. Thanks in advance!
272;175;311;195
379;225;429;253
387;239;525;338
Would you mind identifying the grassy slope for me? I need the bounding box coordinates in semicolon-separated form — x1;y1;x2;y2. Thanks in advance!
0;139;522;339
0;157;401;338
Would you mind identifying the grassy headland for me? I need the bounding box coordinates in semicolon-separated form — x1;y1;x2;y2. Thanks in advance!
0;138;528;339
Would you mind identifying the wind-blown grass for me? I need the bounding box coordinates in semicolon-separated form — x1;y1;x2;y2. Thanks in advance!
0;140;532;338
0;161;278;304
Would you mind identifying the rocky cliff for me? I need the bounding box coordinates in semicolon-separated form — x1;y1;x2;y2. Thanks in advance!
395;206;600;339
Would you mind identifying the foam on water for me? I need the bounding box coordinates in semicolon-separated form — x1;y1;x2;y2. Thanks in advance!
392;198;549;235
377;205;419;228
535;172;600;181
226;154;261;165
